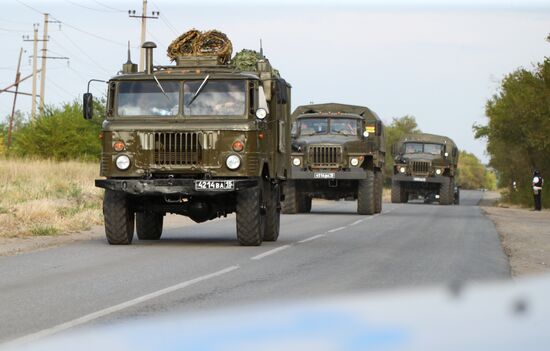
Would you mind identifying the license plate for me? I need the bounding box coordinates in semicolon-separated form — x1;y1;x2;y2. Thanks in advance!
194;180;235;191
314;172;336;179
413;177;426;182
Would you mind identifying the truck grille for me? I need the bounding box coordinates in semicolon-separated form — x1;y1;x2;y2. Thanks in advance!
154;132;202;166
309;146;342;168
411;160;431;175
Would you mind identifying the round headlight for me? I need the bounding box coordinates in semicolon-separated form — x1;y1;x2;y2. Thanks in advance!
115;155;130;170
363;131;369;138
226;155;241;170
399;166;406;174
350;158;359;166
435;169;442;175
255;108;267;119
292;157;301;166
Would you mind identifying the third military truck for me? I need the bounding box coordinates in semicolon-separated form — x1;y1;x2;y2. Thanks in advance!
391;133;459;205
282;103;385;215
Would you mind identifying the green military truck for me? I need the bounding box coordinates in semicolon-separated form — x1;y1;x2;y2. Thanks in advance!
282;103;385;215
391;133;459;205
83;33;292;246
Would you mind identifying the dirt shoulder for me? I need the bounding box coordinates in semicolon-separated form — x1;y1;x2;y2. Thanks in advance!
0;215;205;257
481;195;550;278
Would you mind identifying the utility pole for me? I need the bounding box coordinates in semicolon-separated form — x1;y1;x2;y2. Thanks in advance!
23;23;42;119
39;13;49;113
7;48;23;149
38;13;62;114
129;1;159;71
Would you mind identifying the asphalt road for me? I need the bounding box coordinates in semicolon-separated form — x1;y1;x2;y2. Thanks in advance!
0;190;510;345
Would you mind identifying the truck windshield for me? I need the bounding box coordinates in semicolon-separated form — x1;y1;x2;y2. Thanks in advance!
298;118;358;136
298;118;328;135
184;80;246;116
330;119;358;136
117;81;179;116
404;142;443;155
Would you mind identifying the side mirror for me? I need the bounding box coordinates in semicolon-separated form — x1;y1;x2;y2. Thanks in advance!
391;144;398;157
376;120;383;136
83;93;93;120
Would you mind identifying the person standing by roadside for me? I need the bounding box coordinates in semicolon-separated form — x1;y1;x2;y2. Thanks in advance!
532;169;544;211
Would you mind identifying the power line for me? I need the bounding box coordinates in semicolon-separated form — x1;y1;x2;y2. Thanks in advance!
90;0;126;13
63;0;120;13
55;32;112;75
15;0;44;15
149;0;179;36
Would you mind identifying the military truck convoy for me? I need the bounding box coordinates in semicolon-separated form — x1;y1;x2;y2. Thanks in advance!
84;30;459;246
282;103;385;215
391;133;459;205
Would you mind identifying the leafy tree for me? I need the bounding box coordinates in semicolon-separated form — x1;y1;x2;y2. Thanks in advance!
474;47;550;206
10;99;104;161
457;151;496;190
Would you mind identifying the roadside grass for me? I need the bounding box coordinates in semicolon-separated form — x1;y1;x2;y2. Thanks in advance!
0;158;103;238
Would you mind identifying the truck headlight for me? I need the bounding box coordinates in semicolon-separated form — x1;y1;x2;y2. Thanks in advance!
292;157;301;166
435;168;442;175
399;166;406;174
226;155;241;170
255;108;267;119
350;158;359;166
115;155;131;170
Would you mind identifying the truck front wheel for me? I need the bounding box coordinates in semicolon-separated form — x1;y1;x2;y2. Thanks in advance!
103;189;134;245
358;170;375;215
136;212;163;240
391;180;407;203
374;170;383;213
282;180;299;214
236;184;264;246
439;177;452;205
263;182;280;242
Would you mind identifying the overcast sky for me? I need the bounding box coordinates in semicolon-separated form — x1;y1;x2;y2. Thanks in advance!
1;0;549;162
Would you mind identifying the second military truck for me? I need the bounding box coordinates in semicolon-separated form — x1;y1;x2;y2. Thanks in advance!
282;103;385;215
391;133;459;205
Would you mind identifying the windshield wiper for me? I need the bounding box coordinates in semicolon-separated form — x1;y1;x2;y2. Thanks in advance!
186;74;210;107
153;75;170;101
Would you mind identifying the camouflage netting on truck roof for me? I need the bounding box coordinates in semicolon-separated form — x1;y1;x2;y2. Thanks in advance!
231;49;280;77
167;29;233;64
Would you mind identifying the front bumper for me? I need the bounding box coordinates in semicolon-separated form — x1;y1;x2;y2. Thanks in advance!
95;178;258;196
392;174;447;184
290;166;368;180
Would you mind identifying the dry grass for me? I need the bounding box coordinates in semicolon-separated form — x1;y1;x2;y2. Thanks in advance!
0;158;103;238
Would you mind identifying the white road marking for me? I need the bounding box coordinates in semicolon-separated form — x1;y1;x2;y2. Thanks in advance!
250;245;291;260
298;234;326;243
349;219;364;226
4;265;240;347
328;226;347;233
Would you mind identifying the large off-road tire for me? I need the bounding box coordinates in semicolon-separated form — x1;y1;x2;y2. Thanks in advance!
281;180;299;214
103;189;134;245
391;180;407;203
136;212;163;240
454;187;460;205
298;195;312;213
263;183;280;242
358;170;375;215
236;184;264;246
374;170;383;213
439;177;452;205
